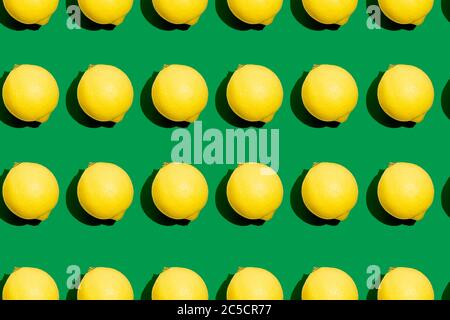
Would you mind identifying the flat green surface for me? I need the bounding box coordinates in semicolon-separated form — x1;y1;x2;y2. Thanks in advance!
0;0;449;300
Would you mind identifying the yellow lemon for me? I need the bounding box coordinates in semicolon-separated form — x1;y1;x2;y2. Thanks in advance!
152;162;208;221
378;0;434;25
302;267;358;300
2;65;59;123
78;0;133;25
302;0;358;25
227;163;283;221
302;65;358;123
3;267;59;300
152;0;208;25
378;65;434;123
77;162;134;221
301;162;358;221
227;267;283;300
152;65;208;123
3;162;59;221
78;267;134;300
3;0;59;25
152;267;208;300
227;65;283;123
377;162;434;221
227;0;283;25
77;64;134;123
378;267;434;300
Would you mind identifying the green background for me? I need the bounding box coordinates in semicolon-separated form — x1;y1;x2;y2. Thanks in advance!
0;0;449;300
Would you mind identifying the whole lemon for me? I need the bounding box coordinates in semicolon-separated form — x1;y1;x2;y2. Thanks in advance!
152;163;208;221
227;163;283;221
78;0;134;25
302;65;358;123
78;267;134;300
377;162;434;221
3;0;59;25
227;65;283;123
378;0;434;25
152;267;208;300
302;0;358;25
227;267;283;300
301;162;358;221
378;65;434;123
2;65;59;123
3;162;59;221
152;0;208;25
378;267;434;300
152;65;208;123
3;267;59;300
227;0;283;25
302;267;358;300
77;65;134;123
77;162;134;221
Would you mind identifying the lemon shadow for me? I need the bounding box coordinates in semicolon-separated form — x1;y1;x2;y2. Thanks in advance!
443;0;450;22
442;80;450;120
0;274;9;299
216;274;233;300
442;178;450;218
442;282;450;300
66;170;116;226
66;72;116;128
215;0;265;31
215;72;265;128
290;0;340;30
0;2;41;30
140;170;190;226
290;72;340;128
366;170;416;226
0;72;42;128
141;273;159;300
366;72;416;128
366;0;416;31
140;0;190;30
140;72;190;128
65;0;116;31
290;170;340;226
290;274;308;300
0;169;41;226
215;170;266;226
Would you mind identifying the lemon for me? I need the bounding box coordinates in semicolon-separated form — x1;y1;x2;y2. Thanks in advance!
152;0;208;25
77;267;134;300
77;64;134;123
378;267;434;300
378;162;434;221
152;267;208;300
77;162;134;221
2;65;59;123
302;65;358;123
227;0;283;25
152;162;208;221
227;65;283;123
3;267;59;300
152;65;208;123
378;0;434;25
378;65;434;123
3;0;59;25
302;0;358;25
227;163;283;221
227;267;283;300
3;162;59;221
302;163;358;221
302;267;358;300
78;0;133;25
